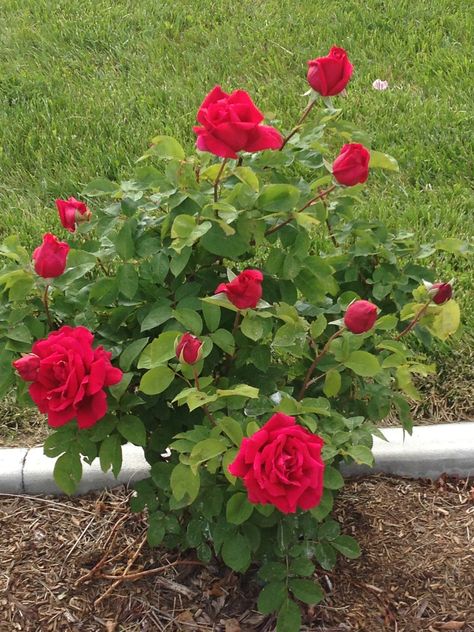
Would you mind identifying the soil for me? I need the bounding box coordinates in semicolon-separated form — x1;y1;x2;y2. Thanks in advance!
1;475;472;632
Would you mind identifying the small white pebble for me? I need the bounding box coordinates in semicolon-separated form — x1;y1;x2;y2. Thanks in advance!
372;79;389;91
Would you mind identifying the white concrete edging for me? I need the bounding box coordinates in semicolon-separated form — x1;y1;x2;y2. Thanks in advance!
0;422;472;496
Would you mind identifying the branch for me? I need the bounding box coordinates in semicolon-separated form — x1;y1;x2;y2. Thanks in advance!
297;329;343;400
280;98;318;151
395;300;431;340
213;158;228;203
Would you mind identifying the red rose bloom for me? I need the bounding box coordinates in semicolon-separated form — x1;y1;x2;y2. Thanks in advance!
432;282;453;305
176;333;203;365
344;300;378;334
228;413;325;514
307;46;353;97
193;86;282;159
18;326;123;429
56;197;92;233
332;143;370;187
33;233;70;279
215;269;263;310
12;353;40;382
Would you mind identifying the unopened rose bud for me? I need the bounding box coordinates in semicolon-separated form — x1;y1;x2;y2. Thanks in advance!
13;353;40;381
431;282;453;305
32;233;70;279
332;143;370;187
56;197;92;233
175;333;203;365
344;300;378;334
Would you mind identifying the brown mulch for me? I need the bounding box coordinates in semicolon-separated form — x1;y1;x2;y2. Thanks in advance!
1;476;473;632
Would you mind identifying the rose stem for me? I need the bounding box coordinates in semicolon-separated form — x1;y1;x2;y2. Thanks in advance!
279;98;318;151
265;185;336;237
213;158;228;203
193;366;218;426
43;285;54;330
297;329;343;400
395;300;431;340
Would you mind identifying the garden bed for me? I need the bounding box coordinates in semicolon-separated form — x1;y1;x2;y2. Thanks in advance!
1;475;472;631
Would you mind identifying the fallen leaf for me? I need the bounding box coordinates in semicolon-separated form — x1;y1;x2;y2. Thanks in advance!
105;622;117;632
225;619;241;632
437;622;466;630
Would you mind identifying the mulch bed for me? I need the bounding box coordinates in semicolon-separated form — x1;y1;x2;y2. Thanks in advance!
1;475;472;632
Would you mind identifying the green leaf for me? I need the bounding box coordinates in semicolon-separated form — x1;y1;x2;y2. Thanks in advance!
202;301;221;332
347;445;374;466
288;579;324;605
344;351;381;377
258;184;300;212
318;518;341;541
216;384;259;399
170;463;200;503
99;434;122;477
117;263;139;299
171;214;196;239
258;581;287;614
310;488;334;521
117;415;147;446
259;562;287;582
83;177;120;196
323;465;344;490
115;219;136;260
240;314;264;341
226;492;254;525
140;304;173;332
276;599;301;632
120;338;149;371
435;237;471;254
288;557;315;577
6;324;32;344
108;371;133;401
323;369;341;398
428;299;461;340
221;534;251;572
53;452;82;495
138;331;180;368
218;417;243;446
368;150;399;172
222;448;238;484
234;166;259;191
88;415;116;442
139;366;175;395
190;438;227;465
169;247;191;276
332;535;361;559
147;513;165;547
173;308;203;335
210;329;235;355
310;314;327;339
314;541;337;570
139;135;185;161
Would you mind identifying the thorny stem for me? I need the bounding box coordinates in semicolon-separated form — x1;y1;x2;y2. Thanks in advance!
213;158;228;203
264;185;336;237
297;329;343;400
96;258;109;276
395;300;431;340
43;285;54;330
279;98;318;151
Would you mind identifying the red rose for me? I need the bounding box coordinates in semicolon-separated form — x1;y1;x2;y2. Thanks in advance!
176;333;203;365
32;233;70;279
432;282;453;305
19;326;123;429
228;413;325;514
307;46;353;97
12;353;40;382
56;197;91;233
332;143;370;187
193;86;282;159
344;300;378;334
215;269;263;309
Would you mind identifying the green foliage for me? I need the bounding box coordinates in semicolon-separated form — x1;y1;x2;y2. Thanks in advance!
0;63;466;632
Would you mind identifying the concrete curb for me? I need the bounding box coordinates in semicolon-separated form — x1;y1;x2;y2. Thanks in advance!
0;422;472;496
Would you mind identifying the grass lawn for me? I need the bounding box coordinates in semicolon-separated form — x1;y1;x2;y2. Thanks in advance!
0;1;472;331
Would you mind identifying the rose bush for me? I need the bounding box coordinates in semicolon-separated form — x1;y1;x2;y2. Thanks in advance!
0;47;468;630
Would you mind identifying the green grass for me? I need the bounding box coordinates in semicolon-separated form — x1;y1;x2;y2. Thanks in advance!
0;0;472;330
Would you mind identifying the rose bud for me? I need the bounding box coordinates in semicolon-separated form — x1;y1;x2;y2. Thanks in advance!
307;46;353;97
344;300;378;334
215;269;263;310
32;233;70;279
432;282;453;305
175;333;203;365
193;86;282;159
56;197;92;233
12;353;40;382
228;412;325;514
332;143;371;187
